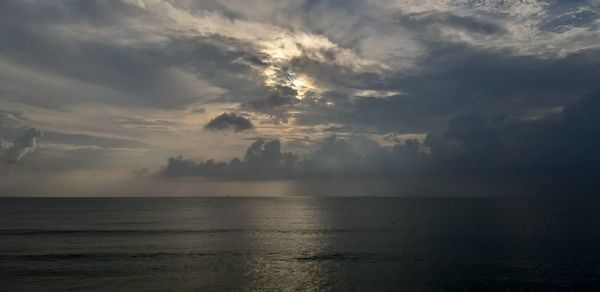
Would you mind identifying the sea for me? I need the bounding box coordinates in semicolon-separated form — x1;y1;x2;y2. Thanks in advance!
1;197;599;291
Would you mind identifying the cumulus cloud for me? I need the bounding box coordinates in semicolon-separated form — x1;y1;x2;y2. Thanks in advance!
162;139;295;179
161;134;425;181
204;113;254;132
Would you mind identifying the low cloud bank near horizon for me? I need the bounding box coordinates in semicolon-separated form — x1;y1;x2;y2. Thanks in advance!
161;90;600;196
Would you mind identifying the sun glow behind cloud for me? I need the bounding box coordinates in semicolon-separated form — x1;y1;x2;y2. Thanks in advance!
290;74;319;100
262;65;321;100
2;0;600;196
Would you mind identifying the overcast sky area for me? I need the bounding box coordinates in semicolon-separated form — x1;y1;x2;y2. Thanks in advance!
0;0;599;196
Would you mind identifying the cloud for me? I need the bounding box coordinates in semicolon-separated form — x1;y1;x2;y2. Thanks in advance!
162;89;600;195
204;112;254;133
1;0;599;125
115;117;176;130
1;0;600;195
1;128;42;164
161;135;413;180
0;1;261;109
162;139;295;179
396;11;507;38
421;88;600;194
425;112;502;169
40;131;148;149
289;46;600;134
0;109;155;173
190;107;206;114
251;84;298;107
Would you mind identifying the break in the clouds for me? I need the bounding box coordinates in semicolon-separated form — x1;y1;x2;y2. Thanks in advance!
0;0;599;196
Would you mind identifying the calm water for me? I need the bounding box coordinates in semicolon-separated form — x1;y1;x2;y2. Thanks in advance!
1;197;600;291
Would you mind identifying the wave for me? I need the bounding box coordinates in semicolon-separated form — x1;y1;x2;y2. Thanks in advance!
295;252;405;263
0;228;244;236
0;251;405;263
0;252;221;262
0;228;401;236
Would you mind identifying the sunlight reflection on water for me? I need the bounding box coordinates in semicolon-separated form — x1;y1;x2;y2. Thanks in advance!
1;197;600;291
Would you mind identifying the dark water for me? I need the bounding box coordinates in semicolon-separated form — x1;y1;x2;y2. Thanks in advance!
1;197;600;291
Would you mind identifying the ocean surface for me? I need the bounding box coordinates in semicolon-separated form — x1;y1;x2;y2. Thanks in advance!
1;197;600;291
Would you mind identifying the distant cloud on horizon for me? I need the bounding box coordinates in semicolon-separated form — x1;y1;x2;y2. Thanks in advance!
161;89;600;196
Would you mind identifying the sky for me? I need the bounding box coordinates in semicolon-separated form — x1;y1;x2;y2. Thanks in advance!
0;0;599;196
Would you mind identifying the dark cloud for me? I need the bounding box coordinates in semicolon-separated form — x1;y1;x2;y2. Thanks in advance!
162;139;295;179
163;90;600;195
161;134;421;181
426;112;502;169
249;85;299;110
204;113;254;133
291;46;600;133
420;88;600;195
